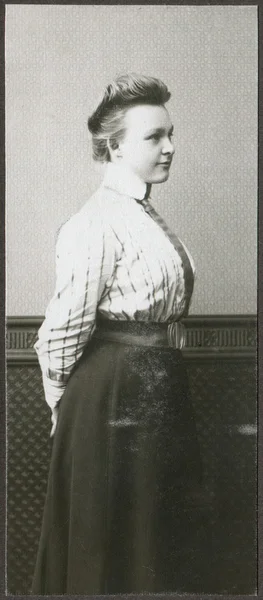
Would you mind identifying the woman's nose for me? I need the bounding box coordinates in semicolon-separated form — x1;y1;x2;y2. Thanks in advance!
162;137;175;155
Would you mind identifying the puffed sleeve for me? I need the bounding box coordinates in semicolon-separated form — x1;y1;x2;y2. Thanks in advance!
34;210;116;416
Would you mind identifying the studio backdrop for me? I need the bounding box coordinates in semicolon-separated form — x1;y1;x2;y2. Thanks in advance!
6;4;257;595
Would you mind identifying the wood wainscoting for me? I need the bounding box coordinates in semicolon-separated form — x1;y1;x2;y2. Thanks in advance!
6;315;257;595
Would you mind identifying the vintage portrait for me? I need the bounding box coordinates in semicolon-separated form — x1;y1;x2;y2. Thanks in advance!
5;4;258;596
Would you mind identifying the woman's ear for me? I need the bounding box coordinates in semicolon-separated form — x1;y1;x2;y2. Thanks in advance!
107;138;122;160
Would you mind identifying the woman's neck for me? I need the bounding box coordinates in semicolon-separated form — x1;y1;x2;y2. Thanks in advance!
145;183;152;199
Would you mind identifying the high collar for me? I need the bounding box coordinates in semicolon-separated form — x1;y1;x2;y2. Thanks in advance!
102;162;147;201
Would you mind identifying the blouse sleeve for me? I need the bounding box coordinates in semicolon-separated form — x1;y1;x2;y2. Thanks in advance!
34;212;116;412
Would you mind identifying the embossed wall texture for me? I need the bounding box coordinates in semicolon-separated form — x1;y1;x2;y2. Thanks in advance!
7;358;257;594
6;317;257;594
6;5;257;315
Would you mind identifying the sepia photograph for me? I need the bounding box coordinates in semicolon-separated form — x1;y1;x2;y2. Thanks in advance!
5;4;258;596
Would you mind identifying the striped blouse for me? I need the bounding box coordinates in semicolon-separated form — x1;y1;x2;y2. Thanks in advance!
34;163;195;412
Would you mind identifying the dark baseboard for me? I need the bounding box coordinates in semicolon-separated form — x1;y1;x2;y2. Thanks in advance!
6;315;257;363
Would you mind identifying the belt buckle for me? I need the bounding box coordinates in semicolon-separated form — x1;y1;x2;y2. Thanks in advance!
167;321;186;349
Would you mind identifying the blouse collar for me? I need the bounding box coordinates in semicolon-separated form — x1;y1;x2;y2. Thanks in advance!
102;162;147;201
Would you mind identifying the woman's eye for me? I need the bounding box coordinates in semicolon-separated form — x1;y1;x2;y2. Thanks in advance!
146;132;173;142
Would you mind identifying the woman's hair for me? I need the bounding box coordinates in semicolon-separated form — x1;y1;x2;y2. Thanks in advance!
87;73;171;163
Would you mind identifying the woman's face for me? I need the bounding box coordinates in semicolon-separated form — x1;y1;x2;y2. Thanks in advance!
116;104;175;184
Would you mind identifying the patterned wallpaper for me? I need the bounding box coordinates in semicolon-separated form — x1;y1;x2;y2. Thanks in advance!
5;5;257;315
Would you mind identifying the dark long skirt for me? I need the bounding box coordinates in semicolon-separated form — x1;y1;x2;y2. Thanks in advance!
32;336;204;594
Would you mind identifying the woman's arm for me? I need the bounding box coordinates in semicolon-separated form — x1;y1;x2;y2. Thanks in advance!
34;211;116;430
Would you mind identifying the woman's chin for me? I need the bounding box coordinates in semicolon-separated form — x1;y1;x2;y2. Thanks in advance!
151;171;170;184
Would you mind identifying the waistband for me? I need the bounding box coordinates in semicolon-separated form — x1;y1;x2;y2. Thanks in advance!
94;319;186;349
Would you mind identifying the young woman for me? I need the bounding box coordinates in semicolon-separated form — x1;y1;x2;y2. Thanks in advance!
32;73;202;594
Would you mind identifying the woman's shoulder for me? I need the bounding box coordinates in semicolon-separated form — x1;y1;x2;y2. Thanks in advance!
57;186;126;246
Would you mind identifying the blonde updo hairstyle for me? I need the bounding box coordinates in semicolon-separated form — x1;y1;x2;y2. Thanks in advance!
87;73;171;163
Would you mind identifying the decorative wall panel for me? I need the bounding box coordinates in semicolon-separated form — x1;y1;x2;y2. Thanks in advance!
7;315;257;361
7;366;50;595
6;316;257;594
